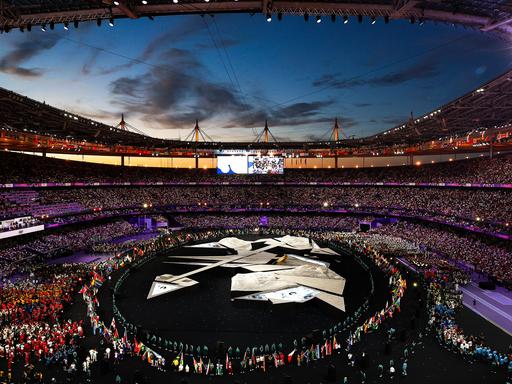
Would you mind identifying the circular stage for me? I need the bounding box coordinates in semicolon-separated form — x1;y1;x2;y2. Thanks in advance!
115;235;373;349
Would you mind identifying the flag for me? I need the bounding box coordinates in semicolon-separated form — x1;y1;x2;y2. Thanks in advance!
287;349;296;364
78;285;88;294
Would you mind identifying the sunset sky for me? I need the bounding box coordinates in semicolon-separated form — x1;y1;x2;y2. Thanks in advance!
0;14;510;141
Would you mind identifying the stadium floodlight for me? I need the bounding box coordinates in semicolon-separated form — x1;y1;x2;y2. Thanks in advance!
173;0;179;3
343;15;349;24
142;0;148;4
63;22;69;30
316;15;321;23
41;24;46;32
109;18;114;27
371;16;376;24
266;13;272;22
113;0;119;4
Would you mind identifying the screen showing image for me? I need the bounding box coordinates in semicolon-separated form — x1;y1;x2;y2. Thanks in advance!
217;156;248;174
248;156;284;174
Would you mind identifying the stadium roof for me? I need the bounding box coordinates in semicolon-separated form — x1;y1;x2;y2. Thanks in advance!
371;68;512;145
1;0;512;36
1;67;512;151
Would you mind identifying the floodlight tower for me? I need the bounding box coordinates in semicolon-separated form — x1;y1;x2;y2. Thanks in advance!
333;117;339;141
119;113;126;131
255;120;278;144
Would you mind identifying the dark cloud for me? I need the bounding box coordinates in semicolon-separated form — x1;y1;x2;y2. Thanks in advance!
313;58;441;90
87;18;205;76
109;48;337;134
0;34;63;78
109;48;250;128
218;101;339;130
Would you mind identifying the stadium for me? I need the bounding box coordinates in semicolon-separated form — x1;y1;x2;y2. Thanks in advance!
1;1;512;384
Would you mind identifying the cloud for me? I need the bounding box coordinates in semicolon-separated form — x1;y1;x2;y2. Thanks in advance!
313;57;441;90
108;47;338;136
214;101;342;130
0;34;63;78
86;18;206;76
109;48;250;128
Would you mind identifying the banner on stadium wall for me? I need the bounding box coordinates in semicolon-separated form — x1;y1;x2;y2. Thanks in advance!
0;224;44;239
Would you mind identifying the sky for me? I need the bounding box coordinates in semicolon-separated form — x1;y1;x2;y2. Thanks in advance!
0;14;511;141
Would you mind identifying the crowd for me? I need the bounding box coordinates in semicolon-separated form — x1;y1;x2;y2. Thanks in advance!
0;264;90;382
374;222;512;287
0;151;511;185
18;185;507;233
428;282;511;371
0;221;138;278
173;215;361;231
0;217;509;382
26;221;138;257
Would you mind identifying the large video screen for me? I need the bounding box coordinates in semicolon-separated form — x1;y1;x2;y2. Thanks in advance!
248;156;284;174
217;156;248;174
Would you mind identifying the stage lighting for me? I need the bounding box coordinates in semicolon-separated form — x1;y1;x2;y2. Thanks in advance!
173;0;178;3
113;0;119;4
74;20;79;28
343;15;348;24
266;13;272;22
41;24;46;32
316;15;321;23
371;16;376;24
50;21;54;30
109;18;114;27
331;14;335;23
384;15;389;24
357;15;363;23
97;18;101;26
277;12;282;21
142;0;148;3
63;22;69;30
304;13;309;22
